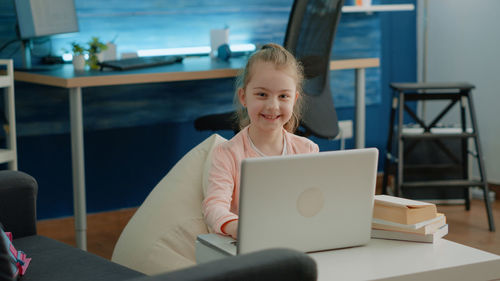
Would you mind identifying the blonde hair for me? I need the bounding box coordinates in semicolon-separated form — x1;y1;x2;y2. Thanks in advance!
234;43;304;133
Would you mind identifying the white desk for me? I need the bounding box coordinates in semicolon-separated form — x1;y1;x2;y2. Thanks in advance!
196;237;500;280
311;239;500;281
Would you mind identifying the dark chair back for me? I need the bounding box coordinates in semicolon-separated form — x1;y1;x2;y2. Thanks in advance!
194;0;344;139
284;0;344;139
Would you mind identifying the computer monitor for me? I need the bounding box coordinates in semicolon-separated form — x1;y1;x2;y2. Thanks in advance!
14;0;79;68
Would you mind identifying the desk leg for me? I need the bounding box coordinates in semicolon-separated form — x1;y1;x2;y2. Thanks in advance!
355;68;366;149
69;87;87;250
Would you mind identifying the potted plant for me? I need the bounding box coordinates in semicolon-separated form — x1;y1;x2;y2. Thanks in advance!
87;37;108;70
69;42;86;71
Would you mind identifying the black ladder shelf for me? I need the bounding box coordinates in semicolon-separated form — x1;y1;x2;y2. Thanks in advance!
382;82;495;232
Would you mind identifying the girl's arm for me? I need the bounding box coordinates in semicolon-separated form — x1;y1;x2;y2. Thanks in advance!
311;142;319;153
222;219;238;239
202;146;239;235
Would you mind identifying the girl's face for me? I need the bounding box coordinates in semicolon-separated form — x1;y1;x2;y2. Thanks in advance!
238;61;298;134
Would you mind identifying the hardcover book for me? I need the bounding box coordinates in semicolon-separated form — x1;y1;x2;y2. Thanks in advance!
371;224;448;243
373;195;437;225
372;213;446;235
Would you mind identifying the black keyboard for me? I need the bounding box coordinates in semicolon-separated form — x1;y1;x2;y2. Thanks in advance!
99;55;183;70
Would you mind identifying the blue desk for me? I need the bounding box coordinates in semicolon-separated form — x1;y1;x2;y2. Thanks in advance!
15;56;379;250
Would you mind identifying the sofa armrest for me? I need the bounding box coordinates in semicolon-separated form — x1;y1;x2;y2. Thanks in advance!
0;170;38;238
131;248;317;281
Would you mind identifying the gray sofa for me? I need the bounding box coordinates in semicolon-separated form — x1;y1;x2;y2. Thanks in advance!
0;170;317;281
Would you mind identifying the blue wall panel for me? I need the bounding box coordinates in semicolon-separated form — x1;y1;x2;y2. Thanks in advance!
0;0;417;219
4;0;383;137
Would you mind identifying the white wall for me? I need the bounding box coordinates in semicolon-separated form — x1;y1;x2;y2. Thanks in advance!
417;0;500;183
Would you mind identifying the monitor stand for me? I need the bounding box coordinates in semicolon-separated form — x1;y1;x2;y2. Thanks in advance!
17;39;63;71
21;39;32;69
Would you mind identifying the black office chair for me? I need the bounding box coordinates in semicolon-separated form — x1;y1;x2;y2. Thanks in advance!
194;0;344;139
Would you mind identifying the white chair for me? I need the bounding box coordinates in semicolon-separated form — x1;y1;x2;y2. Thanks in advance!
112;134;227;275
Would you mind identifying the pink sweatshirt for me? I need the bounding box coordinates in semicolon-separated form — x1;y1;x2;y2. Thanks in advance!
202;126;319;235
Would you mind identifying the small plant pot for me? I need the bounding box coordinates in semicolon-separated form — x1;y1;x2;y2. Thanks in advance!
88;52;103;70
72;55;86;71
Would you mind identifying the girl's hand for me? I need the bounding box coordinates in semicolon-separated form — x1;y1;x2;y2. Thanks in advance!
223;220;238;239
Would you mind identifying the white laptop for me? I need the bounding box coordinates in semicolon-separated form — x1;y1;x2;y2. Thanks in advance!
197;148;378;257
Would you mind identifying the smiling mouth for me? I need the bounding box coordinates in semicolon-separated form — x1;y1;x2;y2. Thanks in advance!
261;114;280;120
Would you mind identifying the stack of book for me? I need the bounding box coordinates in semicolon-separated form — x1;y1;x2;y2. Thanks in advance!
371;195;448;243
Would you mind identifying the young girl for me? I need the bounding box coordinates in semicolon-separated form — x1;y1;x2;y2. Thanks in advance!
202;43;319;239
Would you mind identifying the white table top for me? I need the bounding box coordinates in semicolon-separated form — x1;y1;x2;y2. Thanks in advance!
310;238;500;281
197;234;500;280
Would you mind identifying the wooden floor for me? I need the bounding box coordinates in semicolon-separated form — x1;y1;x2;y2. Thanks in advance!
37;197;500;260
37;207;136;260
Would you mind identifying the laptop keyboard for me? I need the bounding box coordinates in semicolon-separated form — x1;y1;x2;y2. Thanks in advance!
99;55;183;70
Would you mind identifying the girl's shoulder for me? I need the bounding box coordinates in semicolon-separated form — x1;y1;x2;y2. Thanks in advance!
285;131;319;153
213;128;249;157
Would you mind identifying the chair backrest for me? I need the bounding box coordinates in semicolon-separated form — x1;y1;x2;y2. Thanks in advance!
0;171;38;238
284;0;344;139
147;248;317;281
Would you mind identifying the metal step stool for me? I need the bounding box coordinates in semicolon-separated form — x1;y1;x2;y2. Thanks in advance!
381;82;495;232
